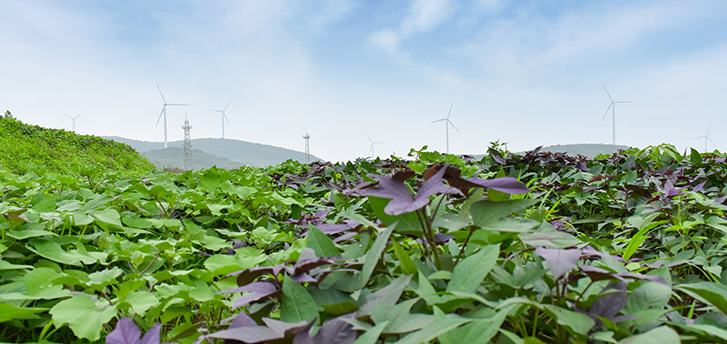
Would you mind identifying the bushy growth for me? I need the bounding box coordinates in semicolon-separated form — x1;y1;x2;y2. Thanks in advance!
2;144;727;343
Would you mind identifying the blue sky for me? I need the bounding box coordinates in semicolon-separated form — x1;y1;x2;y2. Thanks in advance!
2;1;726;162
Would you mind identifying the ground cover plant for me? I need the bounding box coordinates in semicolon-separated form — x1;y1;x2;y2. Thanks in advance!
0;114;155;177
3;139;727;343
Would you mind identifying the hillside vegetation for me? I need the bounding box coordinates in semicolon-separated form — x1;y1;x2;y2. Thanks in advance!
0;113;155;177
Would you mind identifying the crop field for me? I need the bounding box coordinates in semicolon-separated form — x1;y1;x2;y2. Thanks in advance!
3;140;727;343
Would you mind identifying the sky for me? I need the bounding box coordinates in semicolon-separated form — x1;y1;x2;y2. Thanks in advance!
2;1;726;162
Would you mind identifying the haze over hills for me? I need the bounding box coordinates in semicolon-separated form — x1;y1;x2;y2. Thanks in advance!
473;143;631;160
104;136;321;169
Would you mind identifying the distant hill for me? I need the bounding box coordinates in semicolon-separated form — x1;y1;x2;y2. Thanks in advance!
533;143;630;158
142;147;244;170
472;143;631;160
104;136;322;169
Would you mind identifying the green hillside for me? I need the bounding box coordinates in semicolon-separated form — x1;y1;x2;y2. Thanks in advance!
105;136;322;168
0;112;155;176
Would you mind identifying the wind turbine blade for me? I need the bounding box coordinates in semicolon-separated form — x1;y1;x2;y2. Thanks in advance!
76;110;85;118
62;112;72;119
430;119;446;123
155;108;164;126
707;137;717;146
448;120;461;134
224;113;231;126
167;103;189;106
691;135;705;140
614;100;632;104
706;121;713;135
601;82;613;102
366;134;373;143
223;99;232;111
446;101;454;119
601;104;613;121
209;109;221;112
156;82;167;104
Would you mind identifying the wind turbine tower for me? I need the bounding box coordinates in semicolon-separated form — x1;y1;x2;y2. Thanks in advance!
155;82;189;149
63;110;85;132
366;134;384;159
303;131;311;163
692;121;716;153
601;83;632;145
182;116;193;171
429;101;460;154
210;99;232;139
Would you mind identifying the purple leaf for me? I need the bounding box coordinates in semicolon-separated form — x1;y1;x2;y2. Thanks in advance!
229;313;258;329
230;282;280;309
208;318;313;344
293;257;345;275
535;248;581;280
290;273;317;283
589;282;627;319
316;220;361;235
354;165;460;215
225;266;285;287
466;177;531;194
106;317;142;344
139;323;161;344
220;281;279;295
312;314;356;344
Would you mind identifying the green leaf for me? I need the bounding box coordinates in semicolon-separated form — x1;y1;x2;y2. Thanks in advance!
416;270;441;306
0;260;33;271
679;282;727;314
49;294;117;341
447;244;499;294
541;304;594;336
0;303;48;322
518;229;581;248
623;282;672;314
439;309;509;344
306;225;341;257
392;240;417;275
470;199;537;227
394;312;471;344
309;289;358;315
352;321;388;344
690;148;702;166
353;225;394;291
617;326;680;344
358;275;412;318
92;208;123;228
123;291;160;316
370;298;434;334
280;276;318;323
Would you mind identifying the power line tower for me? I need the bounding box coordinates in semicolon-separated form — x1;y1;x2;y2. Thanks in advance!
182;117;193;170
302;131;311;163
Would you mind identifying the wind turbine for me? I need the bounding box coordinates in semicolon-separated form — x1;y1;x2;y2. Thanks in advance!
601;83;631;145
366;134;384;159
62;110;84;132
430;100;460;154
692;121;716;153
210;99;233;139
155;82;188;149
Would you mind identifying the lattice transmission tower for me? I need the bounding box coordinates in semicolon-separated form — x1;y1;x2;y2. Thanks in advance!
303;131;310;163
182;117;193;170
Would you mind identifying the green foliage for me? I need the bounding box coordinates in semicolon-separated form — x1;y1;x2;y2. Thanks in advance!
0;116;155;177
2;144;727;343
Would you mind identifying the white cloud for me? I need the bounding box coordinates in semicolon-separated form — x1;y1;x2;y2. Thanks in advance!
401;0;455;35
368;30;400;55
